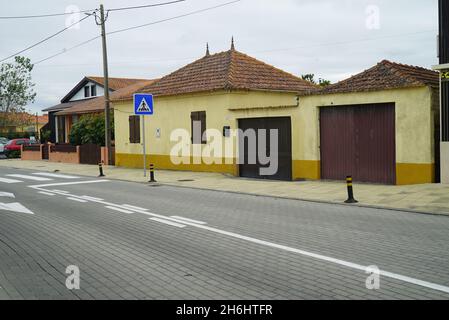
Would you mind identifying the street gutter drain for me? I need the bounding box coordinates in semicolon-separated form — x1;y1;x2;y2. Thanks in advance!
177;179;195;182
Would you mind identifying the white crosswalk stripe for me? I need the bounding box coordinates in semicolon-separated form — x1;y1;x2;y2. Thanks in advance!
0;177;22;184
6;174;52;181
33;172;79;179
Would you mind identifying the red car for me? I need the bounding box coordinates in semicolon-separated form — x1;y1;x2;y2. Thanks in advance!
4;139;34;157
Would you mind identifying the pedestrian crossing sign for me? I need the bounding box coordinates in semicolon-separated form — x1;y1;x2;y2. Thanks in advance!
134;93;154;115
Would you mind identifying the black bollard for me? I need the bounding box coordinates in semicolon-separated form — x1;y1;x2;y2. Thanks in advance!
344;176;358;203
98;162;105;177
149;163;156;183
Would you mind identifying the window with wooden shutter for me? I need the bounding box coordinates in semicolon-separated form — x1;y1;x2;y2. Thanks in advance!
129;116;141;144
191;111;206;144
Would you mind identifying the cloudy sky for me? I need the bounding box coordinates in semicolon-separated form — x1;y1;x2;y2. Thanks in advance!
0;0;439;114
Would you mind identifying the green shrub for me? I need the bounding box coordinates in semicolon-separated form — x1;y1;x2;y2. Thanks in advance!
69;114;113;146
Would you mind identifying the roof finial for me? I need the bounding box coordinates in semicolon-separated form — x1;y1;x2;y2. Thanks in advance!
205;42;210;56
231;36;235;51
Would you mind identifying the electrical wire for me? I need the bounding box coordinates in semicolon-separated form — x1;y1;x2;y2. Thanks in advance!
0;9;95;19
107;0;186;12
0;0;186;19
108;0;240;35
0;13;95;63
33;0;241;65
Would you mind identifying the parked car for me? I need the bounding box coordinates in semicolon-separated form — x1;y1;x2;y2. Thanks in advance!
0;137;10;154
4;138;34;158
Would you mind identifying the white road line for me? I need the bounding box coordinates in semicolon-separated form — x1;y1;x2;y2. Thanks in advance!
121;204;149;211
30;185;449;295
30;180;109;189
149;217;186;228
66;197;88;203
7;174;52;181
0;177;22;183
38;191;55;196
170;216;207;225
33;172;79;179
52;190;69;194
0;202;34;215
155;217;449;295
105;206;133;214
81;196;104;201
0;192;15;198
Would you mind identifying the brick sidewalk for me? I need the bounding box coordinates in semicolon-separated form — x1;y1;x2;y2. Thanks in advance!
1;159;449;215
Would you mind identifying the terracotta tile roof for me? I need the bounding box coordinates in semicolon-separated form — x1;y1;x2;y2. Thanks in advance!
112;49;318;101
60;76;149;103
86;76;149;91
311;60;439;95
56;79;157;116
42;100;87;112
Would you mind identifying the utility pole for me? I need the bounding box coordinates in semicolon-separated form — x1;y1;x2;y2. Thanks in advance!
99;4;112;165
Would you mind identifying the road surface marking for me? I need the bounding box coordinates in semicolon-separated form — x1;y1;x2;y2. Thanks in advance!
52;190;69;194
7;174;52;181
82;196;104;201
30;186;449;295
33;172;79;179
0;202;34;215
122;204;149;211
38;191;55;196
0;192;15;198
170;216;207;225
66;197;88;203
30;180;109;189
150;217;186;228
105;206;133;214
0;177;22;184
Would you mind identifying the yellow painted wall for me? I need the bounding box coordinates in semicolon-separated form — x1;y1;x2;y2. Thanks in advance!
113;87;435;185
114;90;298;173
296;86;435;184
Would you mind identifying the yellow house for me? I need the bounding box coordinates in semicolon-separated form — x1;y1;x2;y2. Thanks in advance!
112;43;317;180
112;44;439;185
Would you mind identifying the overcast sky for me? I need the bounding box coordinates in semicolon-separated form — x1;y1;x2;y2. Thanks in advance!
0;0;439;114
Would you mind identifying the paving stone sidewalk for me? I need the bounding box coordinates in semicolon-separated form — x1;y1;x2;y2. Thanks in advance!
1;159;448;215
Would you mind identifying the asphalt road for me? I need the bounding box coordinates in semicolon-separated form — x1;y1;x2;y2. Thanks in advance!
1;166;449;300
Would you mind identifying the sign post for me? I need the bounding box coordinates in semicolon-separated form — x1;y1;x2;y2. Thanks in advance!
133;93;154;177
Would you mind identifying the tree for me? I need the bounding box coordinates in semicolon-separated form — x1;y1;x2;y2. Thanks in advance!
69;114;113;146
301;73;331;87
0;56;36;127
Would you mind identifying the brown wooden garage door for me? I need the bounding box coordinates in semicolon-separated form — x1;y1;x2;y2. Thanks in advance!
320;103;396;184
238;117;292;181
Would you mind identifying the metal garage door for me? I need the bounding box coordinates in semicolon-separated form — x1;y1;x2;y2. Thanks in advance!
238;117;292;181
320;103;396;184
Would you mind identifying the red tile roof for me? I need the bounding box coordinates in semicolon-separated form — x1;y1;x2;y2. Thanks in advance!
312;60;439;95
86;76;149;91
112;49;318;101
56;79;157;116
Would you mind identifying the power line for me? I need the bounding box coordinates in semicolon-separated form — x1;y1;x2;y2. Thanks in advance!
0;0;186;19
107;0;186;12
0;13;94;63
33;0;241;65
108;0;240;35
34;28;434;67
0;9;95;19
33;36;101;65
